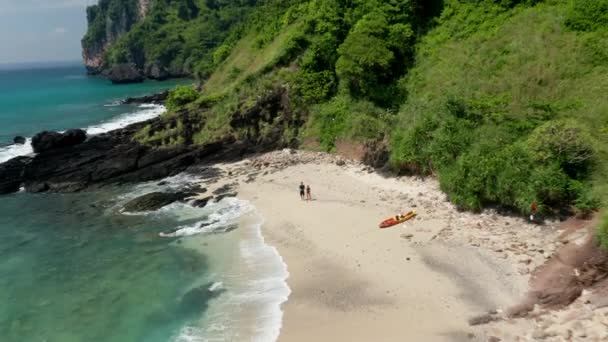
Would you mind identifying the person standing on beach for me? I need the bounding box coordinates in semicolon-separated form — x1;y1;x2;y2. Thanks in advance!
299;182;305;200
306;185;312;200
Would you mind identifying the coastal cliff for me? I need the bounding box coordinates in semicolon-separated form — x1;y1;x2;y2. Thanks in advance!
82;0;149;75
81;0;257;82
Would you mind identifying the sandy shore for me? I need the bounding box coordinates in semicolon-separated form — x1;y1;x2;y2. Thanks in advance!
195;150;606;341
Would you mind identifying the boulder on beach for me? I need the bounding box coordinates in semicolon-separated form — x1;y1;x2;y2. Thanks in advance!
105;63;144;84
13;136;26;145
123;191;196;212
31;129;87;153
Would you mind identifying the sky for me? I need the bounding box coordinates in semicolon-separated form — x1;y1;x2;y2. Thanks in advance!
0;0;97;65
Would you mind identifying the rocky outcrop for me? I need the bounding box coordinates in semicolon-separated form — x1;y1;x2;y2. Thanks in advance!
13;136;26;145
0;111;255;194
123;191;195;212
32;129;87;153
123;91;169;105
21;124;225;193
0;156;30;194
82;0;151;75
105;64;144;84
31;129;87;153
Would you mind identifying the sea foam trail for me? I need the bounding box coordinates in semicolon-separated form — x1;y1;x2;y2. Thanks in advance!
0;104;165;163
171;206;290;342
115;173;290;342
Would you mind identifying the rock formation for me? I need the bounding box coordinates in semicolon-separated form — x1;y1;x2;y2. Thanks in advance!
31;129;87;153
123;191;195;212
82;0;151;76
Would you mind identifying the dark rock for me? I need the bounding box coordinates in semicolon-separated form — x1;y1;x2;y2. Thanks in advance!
215;192;237;202
13;136;26;144
105;63;144;84
336;160;346;166
123;191;195;212
0;156;31;193
26;182;49;193
190;196;213;208
123;91;169;105
31;129;87;153
213;183;236;195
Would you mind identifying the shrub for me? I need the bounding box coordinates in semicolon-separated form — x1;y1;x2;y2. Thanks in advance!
166;85;198;111
566;0;608;31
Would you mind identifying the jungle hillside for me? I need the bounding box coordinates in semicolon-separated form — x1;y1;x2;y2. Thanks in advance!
83;0;608;243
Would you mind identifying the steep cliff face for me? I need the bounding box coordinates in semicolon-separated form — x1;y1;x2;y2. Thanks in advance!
81;0;151;75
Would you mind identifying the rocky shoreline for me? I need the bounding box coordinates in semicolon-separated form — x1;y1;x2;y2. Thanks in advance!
0;92;264;195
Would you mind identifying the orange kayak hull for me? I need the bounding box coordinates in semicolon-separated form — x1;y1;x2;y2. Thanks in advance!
379;211;416;229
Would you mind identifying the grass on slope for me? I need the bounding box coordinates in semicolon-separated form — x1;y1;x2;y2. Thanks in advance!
203;23;305;94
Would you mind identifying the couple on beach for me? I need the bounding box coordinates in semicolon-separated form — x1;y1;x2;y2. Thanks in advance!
299;182;312;201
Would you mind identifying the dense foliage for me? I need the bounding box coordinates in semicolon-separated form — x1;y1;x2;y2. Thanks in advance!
85;0;608;228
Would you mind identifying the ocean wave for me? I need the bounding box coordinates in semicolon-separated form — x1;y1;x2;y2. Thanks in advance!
235;213;290;342
160;198;254;237
170;204;290;342
115;173;290;342
0;138;34;163
86;104;165;135
0;104;165;163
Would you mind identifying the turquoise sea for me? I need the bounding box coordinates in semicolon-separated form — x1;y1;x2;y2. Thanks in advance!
0;64;289;342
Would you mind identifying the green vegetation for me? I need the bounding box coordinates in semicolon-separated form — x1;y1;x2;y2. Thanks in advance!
599;213;608;250
390;1;608;215
166;85;198;111
85;0;608;243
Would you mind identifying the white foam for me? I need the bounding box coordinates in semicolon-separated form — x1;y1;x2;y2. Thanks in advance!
0;104;166;164
160;198;254;237
234;212;290;342
86;104;165;135
170;200;290;342
209;282;224;292
0;138;34;163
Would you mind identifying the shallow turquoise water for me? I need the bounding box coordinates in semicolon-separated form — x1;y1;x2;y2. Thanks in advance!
0;65;217;342
0;64;186;144
0;191;213;342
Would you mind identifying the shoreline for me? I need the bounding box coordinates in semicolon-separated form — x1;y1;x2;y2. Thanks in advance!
197;150;567;341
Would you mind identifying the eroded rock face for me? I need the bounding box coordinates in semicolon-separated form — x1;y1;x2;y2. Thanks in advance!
31;129;87;153
105;64;144;84
146;63;170;80
82;0;149;75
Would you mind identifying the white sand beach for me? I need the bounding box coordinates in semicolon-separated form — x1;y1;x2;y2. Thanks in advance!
196;150;607;341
